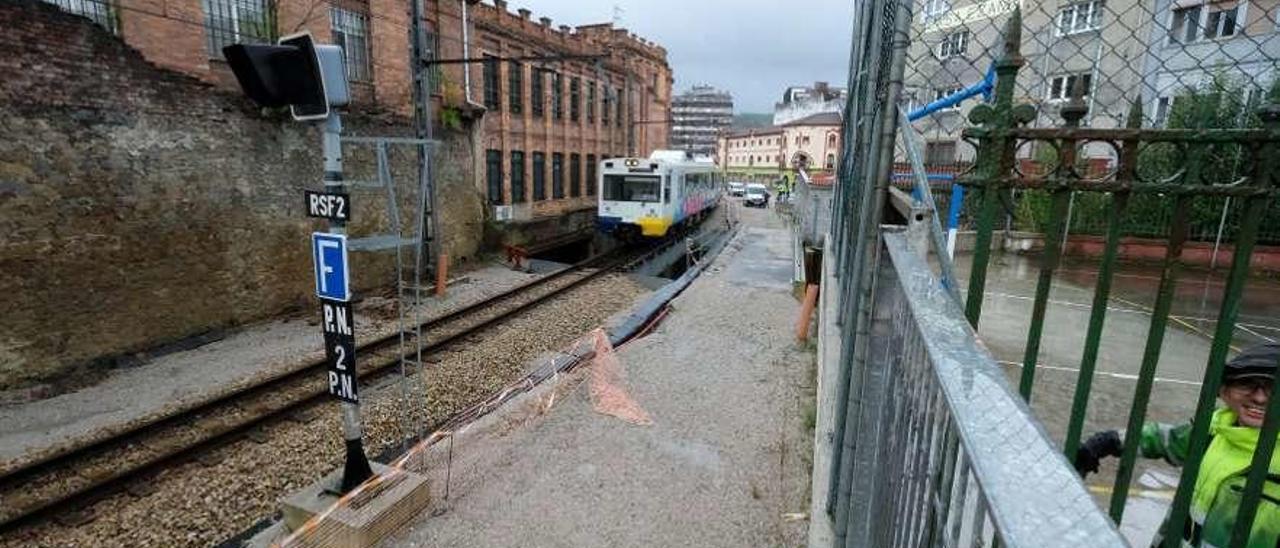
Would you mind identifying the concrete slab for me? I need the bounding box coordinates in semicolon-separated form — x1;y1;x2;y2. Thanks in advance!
386;206;813;547
282;463;430;548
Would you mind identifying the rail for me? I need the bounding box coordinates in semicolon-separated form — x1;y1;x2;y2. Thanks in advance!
832;228;1127;547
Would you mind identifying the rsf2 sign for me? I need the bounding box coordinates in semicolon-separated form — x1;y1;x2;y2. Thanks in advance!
312;233;357;402
305;190;350;222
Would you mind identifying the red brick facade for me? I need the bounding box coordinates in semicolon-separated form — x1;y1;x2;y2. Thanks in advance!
76;0;672;222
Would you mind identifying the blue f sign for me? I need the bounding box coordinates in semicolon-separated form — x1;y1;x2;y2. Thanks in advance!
312;232;351;302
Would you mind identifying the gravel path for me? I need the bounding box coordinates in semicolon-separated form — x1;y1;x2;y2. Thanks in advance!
0;273;649;548
389;209;815;547
0;263;539;469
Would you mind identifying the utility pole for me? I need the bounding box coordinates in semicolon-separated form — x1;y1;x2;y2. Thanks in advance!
409;0;440;282
321;114;376;492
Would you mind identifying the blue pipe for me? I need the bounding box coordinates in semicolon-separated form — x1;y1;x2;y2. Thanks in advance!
902;64;995;234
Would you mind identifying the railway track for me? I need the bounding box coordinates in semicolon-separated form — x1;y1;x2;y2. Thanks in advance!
0;246;655;533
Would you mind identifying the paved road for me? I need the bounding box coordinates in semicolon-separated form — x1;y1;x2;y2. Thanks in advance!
389;202;813;547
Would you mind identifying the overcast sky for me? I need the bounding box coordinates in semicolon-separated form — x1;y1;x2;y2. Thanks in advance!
509;0;854;113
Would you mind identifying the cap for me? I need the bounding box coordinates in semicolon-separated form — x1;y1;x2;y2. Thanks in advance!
1223;343;1280;382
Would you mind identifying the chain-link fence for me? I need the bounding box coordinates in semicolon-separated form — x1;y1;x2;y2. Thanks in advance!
900;0;1280;247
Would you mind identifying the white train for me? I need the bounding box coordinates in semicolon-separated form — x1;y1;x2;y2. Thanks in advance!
596;151;723;240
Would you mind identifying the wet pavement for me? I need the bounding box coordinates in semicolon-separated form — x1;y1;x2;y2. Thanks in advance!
949;251;1280;544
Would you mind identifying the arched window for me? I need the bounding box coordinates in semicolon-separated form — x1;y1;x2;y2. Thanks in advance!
825;153;836;170
828;134;837;147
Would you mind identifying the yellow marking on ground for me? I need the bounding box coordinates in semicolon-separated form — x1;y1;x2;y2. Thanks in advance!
1110;295;1241;353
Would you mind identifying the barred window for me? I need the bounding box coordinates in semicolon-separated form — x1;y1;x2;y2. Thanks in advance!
330;8;370;82
43;0;116;33
552;153;565;199
511;151;526;203
482;54;501;110
508;60;523;113
531;68;545;118
203;0;274;59
485;149;503;205
552;73;564;119
532;152;546;200
1057;0;1104;36
587;82;596;123
938;31;968;58
602;87;611;125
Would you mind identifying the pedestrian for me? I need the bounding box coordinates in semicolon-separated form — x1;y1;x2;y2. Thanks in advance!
1075;343;1280;547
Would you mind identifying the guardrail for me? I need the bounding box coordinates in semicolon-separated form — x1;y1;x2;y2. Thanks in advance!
830;227;1127;547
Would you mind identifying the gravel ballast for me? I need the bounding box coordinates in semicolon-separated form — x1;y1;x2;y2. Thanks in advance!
0;273;650;548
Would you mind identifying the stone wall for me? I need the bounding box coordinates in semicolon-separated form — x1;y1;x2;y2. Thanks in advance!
0;0;482;388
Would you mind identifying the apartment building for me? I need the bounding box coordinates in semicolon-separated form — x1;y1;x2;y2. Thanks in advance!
902;0;1150;163
672;85;734;159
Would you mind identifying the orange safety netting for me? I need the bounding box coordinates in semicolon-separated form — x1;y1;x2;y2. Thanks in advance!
587;328;653;426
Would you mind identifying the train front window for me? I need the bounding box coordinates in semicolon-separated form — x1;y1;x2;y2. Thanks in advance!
603;174;661;202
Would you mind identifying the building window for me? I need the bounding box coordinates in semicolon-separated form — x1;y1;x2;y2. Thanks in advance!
511;151;526;203
1204;5;1240;39
532;152;546;200
921;0;948;19
602;88;611;125
570;153;582;197
203;0;274;59
552;73;564;119
938;30;969;58
586;154;597;196
925;141;957;165
485;149;503;205
552;153;565;198
803;136;811;145
1154;96;1172;127
44;0;117;32
1048;73;1092;101
482;54;500;110
932;85;965;109
531;68;545;118
1170;5;1202;43
1057;0;1104;36
508;60;523;113
587;83;596;123
615;87;623;127
828;134;837;147
330;8;370;82
570;77;581;121
825;153;835;170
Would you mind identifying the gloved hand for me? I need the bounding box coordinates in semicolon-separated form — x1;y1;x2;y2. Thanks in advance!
1073;430;1123;477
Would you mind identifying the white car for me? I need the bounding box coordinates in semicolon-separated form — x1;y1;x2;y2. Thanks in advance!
744;183;769;207
728;181;746;197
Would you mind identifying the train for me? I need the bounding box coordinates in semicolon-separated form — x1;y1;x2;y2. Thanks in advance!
596;151;723;240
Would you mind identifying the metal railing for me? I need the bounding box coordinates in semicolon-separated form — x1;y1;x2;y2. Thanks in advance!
834;228;1128;547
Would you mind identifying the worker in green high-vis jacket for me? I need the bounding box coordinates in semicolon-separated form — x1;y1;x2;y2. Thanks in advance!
1076;343;1280;548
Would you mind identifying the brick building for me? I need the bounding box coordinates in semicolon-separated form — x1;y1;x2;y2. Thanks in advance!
44;0;673;227
452;0;673;222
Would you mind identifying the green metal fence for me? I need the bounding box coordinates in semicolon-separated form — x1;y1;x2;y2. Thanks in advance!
956;11;1280;547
